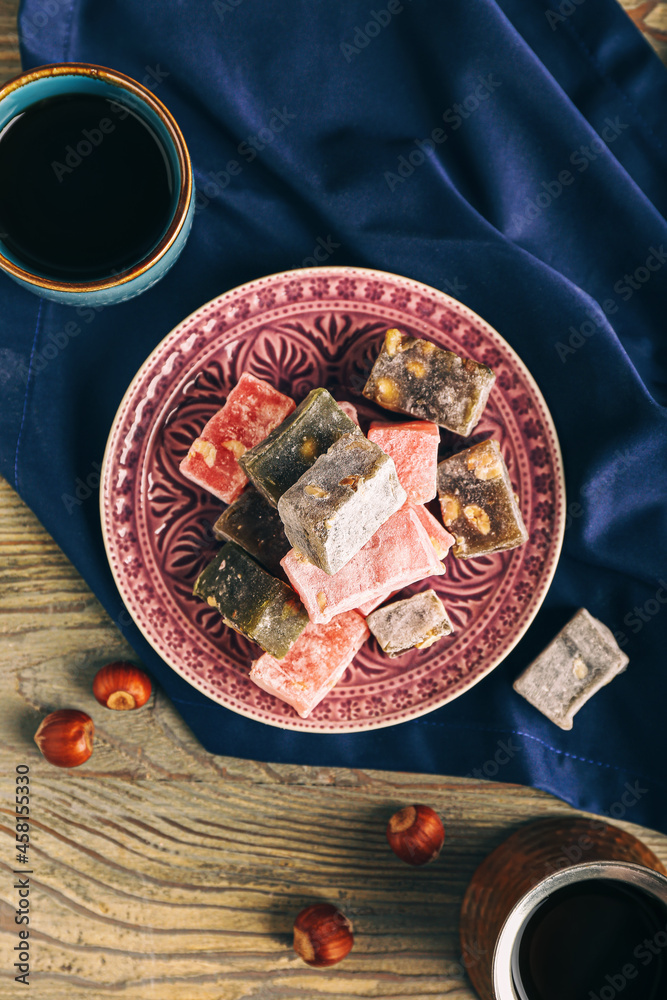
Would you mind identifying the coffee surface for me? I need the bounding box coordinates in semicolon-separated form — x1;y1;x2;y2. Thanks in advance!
513;879;667;1000
0;93;174;280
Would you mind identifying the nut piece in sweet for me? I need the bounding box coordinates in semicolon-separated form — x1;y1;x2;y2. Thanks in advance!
190;438;216;467
93;661;153;710
406;359;426;378
463;504;490;535
467;449;502;480
386;804;445;865
572;656;589;680
440;494;460;526
376;377;400;405
34;709;94;768
300;436;318;461
384;327;406;356
304;484;328;498
221;439;246;459
293;903;354;967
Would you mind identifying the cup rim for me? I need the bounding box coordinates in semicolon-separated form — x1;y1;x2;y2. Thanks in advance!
492;860;667;999
0;61;192;293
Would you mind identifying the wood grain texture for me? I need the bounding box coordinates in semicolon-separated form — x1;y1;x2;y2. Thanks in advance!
1;4;667;998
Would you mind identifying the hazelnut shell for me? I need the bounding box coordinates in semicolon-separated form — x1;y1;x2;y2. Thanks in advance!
293;903;354;967
92;661;152;710
386;803;445;866
34;709;94;768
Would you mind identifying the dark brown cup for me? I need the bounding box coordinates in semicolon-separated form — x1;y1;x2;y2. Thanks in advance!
459;816;667;1000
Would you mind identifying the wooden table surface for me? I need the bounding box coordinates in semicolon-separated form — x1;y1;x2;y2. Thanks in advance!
1;4;666;998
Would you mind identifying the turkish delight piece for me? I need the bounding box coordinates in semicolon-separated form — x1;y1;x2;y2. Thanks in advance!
281;505;445;624
437;438;528;558
193;542;308;659
336;400;359;425
277;433;407;575
179;373;295;504
213;488;290;579
357;589;401;617
411;504;455;560
355;506;453;615
249;611;370;718
239;388;363;506
367;590;454;657
367;420;439;503
513;608;629;730
363;328;495;436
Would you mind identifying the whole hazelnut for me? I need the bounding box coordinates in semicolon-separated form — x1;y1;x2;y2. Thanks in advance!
386;804;445;865
34;710;94;768
92;661;152;710
293;903;354;967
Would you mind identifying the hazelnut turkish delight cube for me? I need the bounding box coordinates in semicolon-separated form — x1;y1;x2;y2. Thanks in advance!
366;589;454;657
239;388;362;507
363;328;495;436
513;608;629;730
277;433;406;576
437;438;528;558
179;372;295;504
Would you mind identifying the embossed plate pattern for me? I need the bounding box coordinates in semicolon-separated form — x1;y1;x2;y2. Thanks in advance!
101;267;565;733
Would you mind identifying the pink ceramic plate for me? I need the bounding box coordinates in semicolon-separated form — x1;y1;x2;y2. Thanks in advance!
101;267;565;733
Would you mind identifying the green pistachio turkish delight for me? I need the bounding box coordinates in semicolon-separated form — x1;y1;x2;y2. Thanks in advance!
363;328;495;436
277;433;407;575
239;388;363;506
193;542;308;659
213;488;290;579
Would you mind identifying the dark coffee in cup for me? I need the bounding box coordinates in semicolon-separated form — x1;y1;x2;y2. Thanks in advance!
512;878;667;1000
0;92;174;280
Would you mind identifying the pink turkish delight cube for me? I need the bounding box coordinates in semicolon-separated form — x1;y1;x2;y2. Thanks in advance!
281;505;445;624
336;400;359;425
249;611;370;718
367;420;439;504
411;504;455;560
355;506;453;616
179;373;295;504
356;589;401;617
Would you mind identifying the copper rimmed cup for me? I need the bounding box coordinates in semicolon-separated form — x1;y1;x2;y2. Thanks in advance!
0;62;194;306
459;817;667;1000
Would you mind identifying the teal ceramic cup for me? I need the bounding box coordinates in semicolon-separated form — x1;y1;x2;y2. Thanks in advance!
0;62;194;306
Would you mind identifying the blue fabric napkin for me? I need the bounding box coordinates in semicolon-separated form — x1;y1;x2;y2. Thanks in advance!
3;0;667;831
